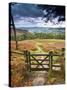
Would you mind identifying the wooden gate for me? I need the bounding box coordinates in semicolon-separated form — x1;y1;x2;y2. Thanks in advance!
29;53;50;71
24;51;54;72
12;50;64;72
24;50;63;72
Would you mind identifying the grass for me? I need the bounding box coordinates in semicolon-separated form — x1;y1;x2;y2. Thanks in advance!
11;39;65;52
11;53;25;87
10;39;65;86
35;39;64;42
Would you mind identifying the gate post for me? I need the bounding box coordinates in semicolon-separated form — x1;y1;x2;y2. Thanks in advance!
24;50;29;71
24;50;31;71
24;50;28;63
49;51;53;72
28;51;31;72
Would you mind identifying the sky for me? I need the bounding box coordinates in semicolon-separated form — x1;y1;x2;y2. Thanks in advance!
10;3;65;28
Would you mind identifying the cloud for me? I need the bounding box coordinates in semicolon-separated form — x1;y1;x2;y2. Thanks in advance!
10;3;65;28
14;16;65;28
43;10;48;15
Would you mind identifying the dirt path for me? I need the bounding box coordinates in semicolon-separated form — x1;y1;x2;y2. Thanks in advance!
27;71;48;86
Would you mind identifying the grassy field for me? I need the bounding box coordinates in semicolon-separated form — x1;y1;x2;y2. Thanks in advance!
11;39;65;52
10;39;65;87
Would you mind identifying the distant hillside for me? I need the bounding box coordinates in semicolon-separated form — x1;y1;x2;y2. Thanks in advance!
10;28;29;36
17;27;65;34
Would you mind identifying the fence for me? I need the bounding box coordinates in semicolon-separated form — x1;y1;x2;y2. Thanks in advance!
23;50;64;72
11;49;64;72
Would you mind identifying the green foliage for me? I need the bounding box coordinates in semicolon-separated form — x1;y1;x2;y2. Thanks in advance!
11;32;65;41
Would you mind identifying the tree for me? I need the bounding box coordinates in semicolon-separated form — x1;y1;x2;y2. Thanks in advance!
37;5;65;23
9;3;18;49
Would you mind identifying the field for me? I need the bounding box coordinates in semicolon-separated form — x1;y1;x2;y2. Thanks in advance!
10;39;65;87
11;39;65;52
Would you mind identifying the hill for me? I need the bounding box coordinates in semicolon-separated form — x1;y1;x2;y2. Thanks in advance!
10;28;29;36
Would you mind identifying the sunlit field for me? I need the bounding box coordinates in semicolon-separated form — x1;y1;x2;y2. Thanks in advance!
10;39;65;87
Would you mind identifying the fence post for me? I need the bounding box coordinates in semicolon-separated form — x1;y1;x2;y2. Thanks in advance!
49;51;53;72
28;51;31;72
61;48;65;56
24;50;29;71
24;50;28;63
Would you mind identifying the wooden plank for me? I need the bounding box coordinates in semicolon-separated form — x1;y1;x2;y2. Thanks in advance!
31;65;49;68
31;68;49;71
30;54;49;56
52;65;61;67
52;54;62;56
11;50;24;55
30;59;49;61
52;67;61;71
30;63;49;65
30;54;62;56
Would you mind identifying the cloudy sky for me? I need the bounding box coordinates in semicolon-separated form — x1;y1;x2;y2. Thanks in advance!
11;3;65;28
